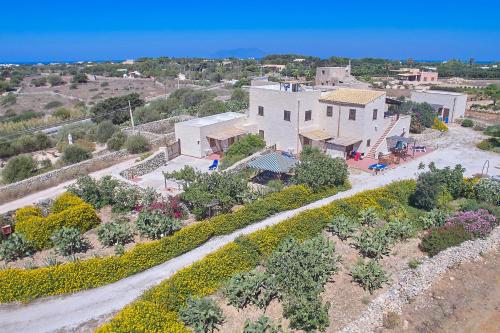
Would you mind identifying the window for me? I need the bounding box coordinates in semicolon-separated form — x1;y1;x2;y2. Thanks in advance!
284;110;291;121
259;130;265;138
258;106;264;116
423;77;427;82
349;109;356;121
326;106;333;117
367;139;371;147
372;109;378;120
322;70;325;75
431;77;435;81
305;110;312;121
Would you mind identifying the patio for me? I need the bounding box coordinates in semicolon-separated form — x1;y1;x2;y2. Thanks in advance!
347;147;435;173
130;155;217;195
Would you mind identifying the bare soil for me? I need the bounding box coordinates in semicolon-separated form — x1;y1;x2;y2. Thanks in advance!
213;231;426;333
379;250;500;333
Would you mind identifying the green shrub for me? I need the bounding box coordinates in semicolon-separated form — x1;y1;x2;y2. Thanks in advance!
44;100;64;110
384;219;414;241
283;295;330;332
62;144;91;164
1;154;37;183
474;178;500;206
461;119;474;127
350;260;389;294
419;225;472;256
0;234;35;262
476;137;500;152
67;175;121;209
418;209;449;229
112;187;140;213
163;165;197;182
96;219;134;247
179;297;224;333
358;207;379;226
408;259;421;269
266;179;285;192
107;132;127;151
221;134;265;168
292;147;348;191
353;228;391;259
243;316;282;333
53;107;71;120
327;215;357;240
96;120;119;143
51;227;90;256
125;135;150;154
484;124;500;137
136;209;181;240
223;270;277;310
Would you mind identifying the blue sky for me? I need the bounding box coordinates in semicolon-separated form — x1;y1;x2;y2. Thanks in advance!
1;0;499;62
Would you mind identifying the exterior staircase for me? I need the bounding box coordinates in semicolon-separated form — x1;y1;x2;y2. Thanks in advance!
366;116;399;159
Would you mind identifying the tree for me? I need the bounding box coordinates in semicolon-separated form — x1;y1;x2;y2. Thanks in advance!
62;144;92;164
231;88;249;103
96;120;119;143
71;72;88;83
53;107;72;120
197;100;227;117
107;132;127;151
484;84;500;105
90;93;145;124
124;135;150;154
2;154;37;183
47;75;64;86
292;147;348;191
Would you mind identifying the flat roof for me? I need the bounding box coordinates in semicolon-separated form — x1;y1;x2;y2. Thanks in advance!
413;90;466;97
177;112;245;127
320;88;386;106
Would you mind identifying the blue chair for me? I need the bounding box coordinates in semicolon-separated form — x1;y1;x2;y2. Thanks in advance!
208;159;219;170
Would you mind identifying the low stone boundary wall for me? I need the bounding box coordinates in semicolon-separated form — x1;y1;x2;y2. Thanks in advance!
122;115;193;135
0;150;129;204
339;226;500;333
120;151;166;180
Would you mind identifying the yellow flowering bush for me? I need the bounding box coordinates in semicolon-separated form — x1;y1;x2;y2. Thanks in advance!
51;192;86;214
96;180;416;333
13;194;100;250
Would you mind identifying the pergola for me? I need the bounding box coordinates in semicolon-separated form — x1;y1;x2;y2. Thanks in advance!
247;152;298;174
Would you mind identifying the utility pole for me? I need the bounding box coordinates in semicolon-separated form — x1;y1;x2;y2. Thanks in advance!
128;100;135;133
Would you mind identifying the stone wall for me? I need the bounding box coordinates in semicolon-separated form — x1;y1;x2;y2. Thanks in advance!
0;150;129;204
122;115;194;134
120;151;166;180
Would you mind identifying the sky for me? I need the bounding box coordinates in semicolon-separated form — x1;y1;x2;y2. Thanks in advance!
1;0;499;62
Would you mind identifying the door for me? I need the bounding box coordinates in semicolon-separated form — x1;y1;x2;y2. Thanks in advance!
442;108;450;123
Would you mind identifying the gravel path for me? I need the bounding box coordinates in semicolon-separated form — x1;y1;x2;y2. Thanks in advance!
0;126;497;333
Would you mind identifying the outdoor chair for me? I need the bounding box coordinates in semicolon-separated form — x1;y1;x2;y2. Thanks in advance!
208;159;219;170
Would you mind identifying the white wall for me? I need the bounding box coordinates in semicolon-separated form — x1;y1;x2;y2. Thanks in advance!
411;91;467;123
248;86;322;153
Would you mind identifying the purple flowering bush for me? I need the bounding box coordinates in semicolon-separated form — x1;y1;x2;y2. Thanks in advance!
445;209;497;238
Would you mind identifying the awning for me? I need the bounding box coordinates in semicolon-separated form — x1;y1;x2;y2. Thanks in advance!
386;135;415;144
300;129;332;141
206;127;247;141
326;137;362;147
247;152;298;173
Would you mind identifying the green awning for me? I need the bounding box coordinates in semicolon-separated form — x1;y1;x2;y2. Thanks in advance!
247;152;298;173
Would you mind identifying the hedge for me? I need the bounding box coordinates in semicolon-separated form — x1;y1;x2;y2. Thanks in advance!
0;184;348;303
96;180;416;332
14;195;100;250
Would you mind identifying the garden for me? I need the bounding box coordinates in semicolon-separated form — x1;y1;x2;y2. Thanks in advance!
0;150;351;302
95;164;499;333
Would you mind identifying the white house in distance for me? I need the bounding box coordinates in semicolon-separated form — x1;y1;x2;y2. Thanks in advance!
410;90;467;123
315;65;352;86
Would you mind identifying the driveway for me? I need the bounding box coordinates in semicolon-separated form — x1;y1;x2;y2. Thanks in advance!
0;126;498;332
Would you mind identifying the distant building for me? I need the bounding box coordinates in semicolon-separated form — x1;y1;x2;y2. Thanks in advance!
411;90;467;123
262;64;286;71
123;71;141;79
315;65;352;86
122;59;135;65
393;68;438;84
